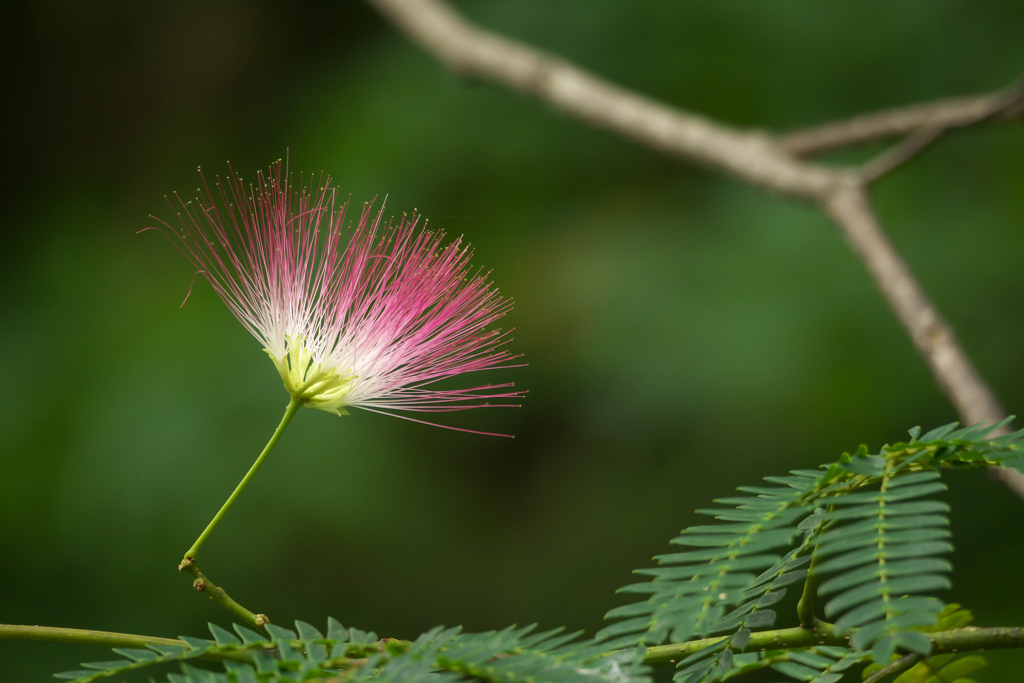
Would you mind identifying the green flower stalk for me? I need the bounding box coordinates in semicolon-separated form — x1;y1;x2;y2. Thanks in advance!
149;159;524;561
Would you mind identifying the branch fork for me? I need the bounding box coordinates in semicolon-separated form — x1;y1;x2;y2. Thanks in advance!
366;0;1024;499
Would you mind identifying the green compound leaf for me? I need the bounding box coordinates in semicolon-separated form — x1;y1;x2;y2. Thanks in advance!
602;421;1020;681
661;512;823;682
338;624;651;683
50;618;384;683
814;456;952;664
599;473;816;654
53;618;650;683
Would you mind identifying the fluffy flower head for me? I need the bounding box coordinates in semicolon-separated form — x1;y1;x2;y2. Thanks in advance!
152;159;523;435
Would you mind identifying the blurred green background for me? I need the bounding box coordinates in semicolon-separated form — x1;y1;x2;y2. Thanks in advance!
3;1;1024;680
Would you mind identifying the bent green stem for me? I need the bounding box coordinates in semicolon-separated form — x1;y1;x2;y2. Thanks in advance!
184;396;302;560
178;557;270;632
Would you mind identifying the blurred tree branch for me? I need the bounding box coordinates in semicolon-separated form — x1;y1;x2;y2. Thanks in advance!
781;77;1024;157
365;0;1024;499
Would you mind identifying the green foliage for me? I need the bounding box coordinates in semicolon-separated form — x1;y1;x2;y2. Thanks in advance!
815;466;951;662
864;605;987;683
731;645;868;682
53;619;650;683
47;422;1024;683
53;619;383;683
600;421;1024;681
598;476;811;650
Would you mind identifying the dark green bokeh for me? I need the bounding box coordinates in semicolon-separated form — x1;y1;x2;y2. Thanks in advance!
2;1;1023;680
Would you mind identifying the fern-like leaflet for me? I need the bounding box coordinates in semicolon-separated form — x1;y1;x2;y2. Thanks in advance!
599;420;1024;682
54;619;384;683
670;531;822;683
53;619;651;683
815;456;951;664
598;478;811;648
598;472;825;683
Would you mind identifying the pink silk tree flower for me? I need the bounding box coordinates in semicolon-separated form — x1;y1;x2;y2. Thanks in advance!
150;159;524;436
